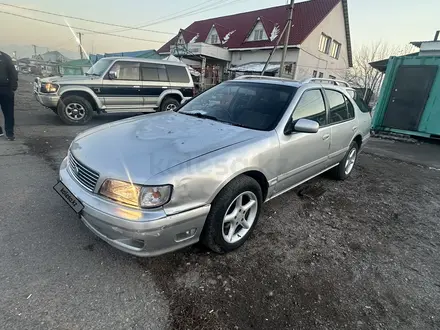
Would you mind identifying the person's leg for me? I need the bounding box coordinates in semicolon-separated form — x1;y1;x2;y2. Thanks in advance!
0;95;5;136
1;93;14;138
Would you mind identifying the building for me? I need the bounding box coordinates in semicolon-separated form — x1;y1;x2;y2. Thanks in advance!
158;0;352;89
371;32;440;139
89;49;162;63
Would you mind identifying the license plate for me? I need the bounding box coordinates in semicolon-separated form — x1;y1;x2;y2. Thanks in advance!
53;181;84;213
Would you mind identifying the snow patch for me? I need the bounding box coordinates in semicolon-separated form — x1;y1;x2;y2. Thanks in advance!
270;24;280;41
222;30;236;44
189;34;199;43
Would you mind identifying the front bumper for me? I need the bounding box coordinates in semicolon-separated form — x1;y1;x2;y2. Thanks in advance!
35;92;59;108
59;157;210;257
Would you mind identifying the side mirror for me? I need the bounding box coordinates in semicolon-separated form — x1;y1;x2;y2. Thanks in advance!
108;71;118;80
285;118;319;134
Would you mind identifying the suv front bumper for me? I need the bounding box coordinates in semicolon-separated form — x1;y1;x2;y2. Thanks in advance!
58;157;210;257
35;92;59;108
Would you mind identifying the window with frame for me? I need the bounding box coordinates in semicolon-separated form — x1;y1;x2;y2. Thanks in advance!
211;34;219;44
312;70;317;78
254;29;264;41
319;34;332;54
330;41;341;59
329;75;336;79
292;89;327;126
319;72;324;78
141;64;168;82
325;89;355;124
109;62;140;80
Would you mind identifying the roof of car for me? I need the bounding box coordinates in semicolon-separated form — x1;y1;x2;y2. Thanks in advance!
101;57;187;66
230;76;352;91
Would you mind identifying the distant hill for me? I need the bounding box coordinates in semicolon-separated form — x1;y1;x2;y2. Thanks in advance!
0;44;79;60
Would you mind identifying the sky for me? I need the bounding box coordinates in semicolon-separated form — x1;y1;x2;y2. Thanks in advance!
0;0;438;59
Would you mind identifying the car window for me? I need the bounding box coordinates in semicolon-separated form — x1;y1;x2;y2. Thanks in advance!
166;65;190;83
292;89;327;126
346;96;355;118
141;64;168;82
352;92;371;113
325;89;353;124
178;82;296;131
109;62;140;80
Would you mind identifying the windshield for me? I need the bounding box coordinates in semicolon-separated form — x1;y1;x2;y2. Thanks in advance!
85;58;114;76
178;82;297;131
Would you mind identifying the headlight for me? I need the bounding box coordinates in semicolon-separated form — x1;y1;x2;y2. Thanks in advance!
99;179;172;208
41;83;59;93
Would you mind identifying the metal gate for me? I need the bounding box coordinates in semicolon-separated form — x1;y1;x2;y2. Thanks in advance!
382;65;438;131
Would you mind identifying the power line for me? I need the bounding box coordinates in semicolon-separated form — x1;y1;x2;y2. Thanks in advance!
0;3;175;35
104;0;247;34
102;0;218;34
0;10;167;44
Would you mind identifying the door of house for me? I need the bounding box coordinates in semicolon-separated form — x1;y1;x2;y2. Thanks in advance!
382;65;438;131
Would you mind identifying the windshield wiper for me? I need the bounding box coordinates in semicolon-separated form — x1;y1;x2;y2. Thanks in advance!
180;112;220;122
85;73;100;76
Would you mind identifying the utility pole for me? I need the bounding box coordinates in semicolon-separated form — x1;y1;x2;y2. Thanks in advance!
78;33;84;59
279;0;294;77
32;45;37;57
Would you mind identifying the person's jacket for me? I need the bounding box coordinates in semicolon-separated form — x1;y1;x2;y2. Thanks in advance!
0;51;18;94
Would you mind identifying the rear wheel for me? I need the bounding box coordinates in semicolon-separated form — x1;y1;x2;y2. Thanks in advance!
331;141;358;180
160;97;180;112
57;95;93;125
201;176;262;253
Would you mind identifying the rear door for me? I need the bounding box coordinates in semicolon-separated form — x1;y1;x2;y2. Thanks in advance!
166;64;193;99
382;65;437;131
140;63;170;109
102;61;143;110
324;89;357;164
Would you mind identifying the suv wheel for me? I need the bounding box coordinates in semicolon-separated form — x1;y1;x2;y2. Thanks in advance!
201;175;262;253
160;97;180;112
331;141;358;180
57;95;93;125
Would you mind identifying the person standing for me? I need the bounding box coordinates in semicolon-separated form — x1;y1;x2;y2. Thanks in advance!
0;51;18;141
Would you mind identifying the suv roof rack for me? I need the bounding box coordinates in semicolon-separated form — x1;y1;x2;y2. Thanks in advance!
302;78;351;87
234;75;295;82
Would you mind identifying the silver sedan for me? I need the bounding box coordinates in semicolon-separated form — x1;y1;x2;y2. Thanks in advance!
55;78;371;256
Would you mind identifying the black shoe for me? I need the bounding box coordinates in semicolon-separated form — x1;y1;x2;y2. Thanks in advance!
0;127;3;137
6;135;15;141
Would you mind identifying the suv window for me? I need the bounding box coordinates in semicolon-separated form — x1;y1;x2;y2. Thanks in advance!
348;89;371;113
109;62;140;80
325;89;354;124
141;64;168;82
292;89;327;126
166;65;190;83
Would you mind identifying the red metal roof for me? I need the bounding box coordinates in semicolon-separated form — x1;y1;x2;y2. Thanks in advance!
158;0;343;53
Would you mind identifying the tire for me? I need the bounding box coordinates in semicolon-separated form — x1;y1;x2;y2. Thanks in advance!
331;141;359;180
160;97;180;112
57;95;93;125
201;175;263;253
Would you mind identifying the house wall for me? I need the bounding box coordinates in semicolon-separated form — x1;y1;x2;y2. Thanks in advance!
230;48;299;67
295;1;350;80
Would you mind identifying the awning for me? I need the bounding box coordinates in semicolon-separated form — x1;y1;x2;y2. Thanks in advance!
229;62;280;73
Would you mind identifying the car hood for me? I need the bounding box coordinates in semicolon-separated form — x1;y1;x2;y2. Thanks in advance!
40;75;99;84
70;112;261;183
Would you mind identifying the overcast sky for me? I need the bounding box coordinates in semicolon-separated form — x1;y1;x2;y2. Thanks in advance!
0;0;438;58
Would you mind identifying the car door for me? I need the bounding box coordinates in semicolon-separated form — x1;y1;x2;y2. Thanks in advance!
141;63;170;110
275;88;331;194
324;88;358;165
102;61;143;110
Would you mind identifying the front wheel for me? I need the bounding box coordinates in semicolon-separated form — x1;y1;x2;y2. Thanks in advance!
201;176;262;253
160;97;180;112
57;95;93;125
331;141;358;180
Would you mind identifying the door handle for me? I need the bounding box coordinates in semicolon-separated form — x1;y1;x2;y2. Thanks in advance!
133;85;140;88
162;86;168;89
322;134;330;140
352;126;358;131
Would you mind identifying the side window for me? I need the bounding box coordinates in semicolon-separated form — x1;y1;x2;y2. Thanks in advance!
292;89;327;126
109;62;140;80
325;89;353;124
141;64;168;82
166;65;190;83
350;91;371;113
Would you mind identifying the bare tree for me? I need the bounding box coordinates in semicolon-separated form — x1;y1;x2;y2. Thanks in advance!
345;41;417;103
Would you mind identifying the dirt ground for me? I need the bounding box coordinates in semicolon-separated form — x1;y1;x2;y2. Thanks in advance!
5;75;440;329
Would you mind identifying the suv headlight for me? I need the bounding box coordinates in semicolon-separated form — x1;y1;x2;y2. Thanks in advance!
41;83;59;93
99;179;172;208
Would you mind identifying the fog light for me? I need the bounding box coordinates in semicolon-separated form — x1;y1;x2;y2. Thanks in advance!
175;228;197;242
